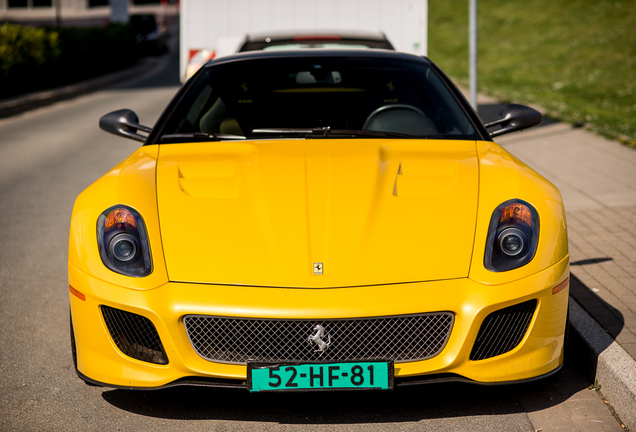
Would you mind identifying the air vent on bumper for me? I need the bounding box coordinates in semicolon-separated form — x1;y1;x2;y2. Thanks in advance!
470;300;537;361
101;306;168;365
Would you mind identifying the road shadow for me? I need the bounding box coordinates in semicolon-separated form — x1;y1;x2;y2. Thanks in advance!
571;258;613;266
567;269;626;382
100;369;586;424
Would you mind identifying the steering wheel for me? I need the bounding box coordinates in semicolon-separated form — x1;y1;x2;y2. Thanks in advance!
362;104;439;136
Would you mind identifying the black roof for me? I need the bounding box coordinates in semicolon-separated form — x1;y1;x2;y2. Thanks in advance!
242;30;391;43
204;49;430;69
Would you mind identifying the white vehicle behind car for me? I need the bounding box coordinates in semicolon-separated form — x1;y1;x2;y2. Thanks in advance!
180;0;429;81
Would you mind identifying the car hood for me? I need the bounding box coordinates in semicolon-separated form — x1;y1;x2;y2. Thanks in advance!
156;139;479;287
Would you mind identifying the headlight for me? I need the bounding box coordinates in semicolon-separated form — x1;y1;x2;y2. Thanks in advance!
484;199;539;272
97;205;152;277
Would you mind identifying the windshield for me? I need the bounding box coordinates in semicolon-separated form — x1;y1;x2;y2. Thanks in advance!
160;56;478;142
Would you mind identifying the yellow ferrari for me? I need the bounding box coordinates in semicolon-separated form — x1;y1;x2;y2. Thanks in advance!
69;50;569;391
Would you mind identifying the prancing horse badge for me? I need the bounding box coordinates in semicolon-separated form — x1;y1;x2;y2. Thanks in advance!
313;263;323;275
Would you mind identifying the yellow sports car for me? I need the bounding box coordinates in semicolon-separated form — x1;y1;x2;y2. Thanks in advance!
69;50;569;391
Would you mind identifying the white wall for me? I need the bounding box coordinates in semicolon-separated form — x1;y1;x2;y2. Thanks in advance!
180;0;427;80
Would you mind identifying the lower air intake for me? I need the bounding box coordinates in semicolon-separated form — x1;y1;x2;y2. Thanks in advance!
184;312;454;364
101;306;168;365
470;299;537;361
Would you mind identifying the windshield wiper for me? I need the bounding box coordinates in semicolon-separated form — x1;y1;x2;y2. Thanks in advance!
251;127;426;139
160;132;246;142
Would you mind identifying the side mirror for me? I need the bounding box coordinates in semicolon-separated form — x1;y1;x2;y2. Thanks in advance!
484;104;542;138
99;109;152;143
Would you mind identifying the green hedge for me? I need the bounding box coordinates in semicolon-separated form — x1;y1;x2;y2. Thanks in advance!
0;22;141;100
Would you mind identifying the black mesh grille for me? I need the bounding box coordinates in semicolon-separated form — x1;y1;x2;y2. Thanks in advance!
470;299;537;361
101;306;168;365
183;313;454;364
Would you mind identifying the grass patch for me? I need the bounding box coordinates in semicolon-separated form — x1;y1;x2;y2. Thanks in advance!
428;0;636;146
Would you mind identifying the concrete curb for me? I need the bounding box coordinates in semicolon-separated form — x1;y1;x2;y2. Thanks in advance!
570;297;636;431
0;56;162;119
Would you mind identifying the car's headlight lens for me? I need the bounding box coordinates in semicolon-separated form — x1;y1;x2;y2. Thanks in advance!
485;200;539;272
97;205;152;277
498;227;525;256
109;233;139;262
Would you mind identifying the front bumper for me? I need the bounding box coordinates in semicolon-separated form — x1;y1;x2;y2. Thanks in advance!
69;256;569;389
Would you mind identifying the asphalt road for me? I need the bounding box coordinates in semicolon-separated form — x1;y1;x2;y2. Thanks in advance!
0;49;625;432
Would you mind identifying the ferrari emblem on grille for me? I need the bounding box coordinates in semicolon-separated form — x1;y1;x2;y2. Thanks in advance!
313;262;323;275
308;324;331;354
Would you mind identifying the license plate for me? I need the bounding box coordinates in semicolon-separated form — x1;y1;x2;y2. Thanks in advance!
247;360;393;392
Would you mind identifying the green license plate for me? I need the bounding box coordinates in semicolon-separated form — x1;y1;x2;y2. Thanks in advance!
247;360;393;392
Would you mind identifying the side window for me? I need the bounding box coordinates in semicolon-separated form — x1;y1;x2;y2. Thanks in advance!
174;83;213;133
424;68;475;135
186;84;213;128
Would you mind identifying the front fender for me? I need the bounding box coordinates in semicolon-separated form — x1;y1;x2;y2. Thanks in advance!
469;141;568;285
68;144;168;290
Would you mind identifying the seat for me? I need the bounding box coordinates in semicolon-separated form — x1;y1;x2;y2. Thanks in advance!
199;98;244;136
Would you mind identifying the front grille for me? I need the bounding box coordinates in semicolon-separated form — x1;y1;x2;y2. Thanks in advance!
101;306;168;365
470;299;537;361
184;313;454;364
